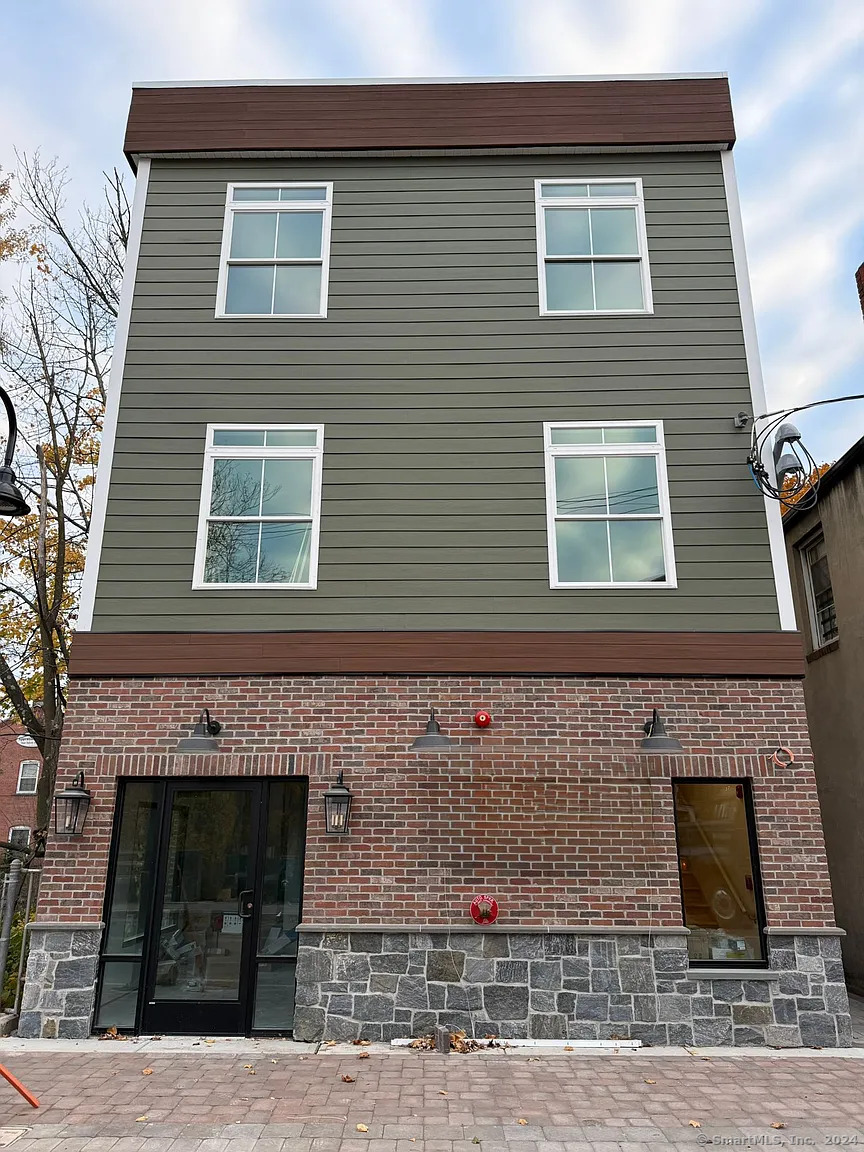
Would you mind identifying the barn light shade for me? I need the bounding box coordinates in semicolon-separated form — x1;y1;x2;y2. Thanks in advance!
53;771;92;837
410;708;453;750
640;708;684;753
176;708;222;752
324;772;353;835
0;465;30;516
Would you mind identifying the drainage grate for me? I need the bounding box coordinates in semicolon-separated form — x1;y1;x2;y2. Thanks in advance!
0;1132;27;1148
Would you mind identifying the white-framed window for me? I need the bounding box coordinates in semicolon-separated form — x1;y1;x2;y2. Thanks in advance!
543;421;676;588
193;425;324;590
534;179;653;316
16;760;39;794
800;532;838;649
8;827;30;848
216;183;333;318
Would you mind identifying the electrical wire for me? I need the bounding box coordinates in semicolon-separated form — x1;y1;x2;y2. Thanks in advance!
746;392;864;511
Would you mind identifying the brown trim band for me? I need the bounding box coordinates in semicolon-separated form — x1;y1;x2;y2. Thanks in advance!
125;78;735;158
69;631;804;678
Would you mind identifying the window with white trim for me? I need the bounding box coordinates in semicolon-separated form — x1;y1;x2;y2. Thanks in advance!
800;532;838;648
535;179;652;315
8;827;30;848
16;759;39;794
544;422;676;588
217;184;333;318
193;426;324;589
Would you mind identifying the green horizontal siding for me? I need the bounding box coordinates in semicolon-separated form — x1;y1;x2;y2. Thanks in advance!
91;151;780;633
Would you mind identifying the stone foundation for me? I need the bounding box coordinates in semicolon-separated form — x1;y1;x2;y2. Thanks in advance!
292;929;853;1047
16;924;102;1040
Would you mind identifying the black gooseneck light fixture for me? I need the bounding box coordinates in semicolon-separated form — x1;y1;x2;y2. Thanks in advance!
0;386;31;517
640;708;684;753
410;708;453;750
176;708;222;752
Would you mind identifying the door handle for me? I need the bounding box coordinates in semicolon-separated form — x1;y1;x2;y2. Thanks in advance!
238;890;254;919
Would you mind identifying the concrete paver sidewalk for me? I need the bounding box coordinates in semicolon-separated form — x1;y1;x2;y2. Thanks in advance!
1;1042;863;1150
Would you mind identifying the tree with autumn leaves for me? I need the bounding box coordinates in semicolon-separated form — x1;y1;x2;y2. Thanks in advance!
0;157;128;835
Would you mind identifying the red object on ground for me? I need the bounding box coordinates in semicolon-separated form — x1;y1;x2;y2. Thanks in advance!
473;710;491;727
0;1062;40;1107
470;894;499;924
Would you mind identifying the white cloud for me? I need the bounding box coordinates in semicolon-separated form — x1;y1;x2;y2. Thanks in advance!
84;0;316;81
322;0;462;76
504;0;760;75
736;0;864;137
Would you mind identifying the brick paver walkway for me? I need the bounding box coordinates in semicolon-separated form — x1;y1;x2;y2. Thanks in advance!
1;1047;863;1149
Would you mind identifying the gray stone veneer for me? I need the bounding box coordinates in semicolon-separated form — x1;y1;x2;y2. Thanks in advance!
293;931;853;1048
17;925;102;1040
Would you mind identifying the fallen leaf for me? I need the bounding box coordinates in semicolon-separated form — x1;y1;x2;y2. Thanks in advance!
271;1059;277;1064
439;1090;448;1096
689;1121;702;1128
643;1078;656;1084
342;1074;356;1083
527;1056;541;1062
150;1035;162;1040
518;1118;528;1125
299;1056;308;1060
356;1123;369;1132
135;1116;148;1123
352;1038;371;1046
141;1068;154;1076
563;1045;574;1052
325;1039;338;1047
204;1039;216;1046
358;1051;370;1059
244;1064;254;1069
472;1139;481;1145
771;1123;786;1130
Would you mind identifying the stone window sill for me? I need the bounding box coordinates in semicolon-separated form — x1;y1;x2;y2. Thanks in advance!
807;639;839;663
688;968;778;980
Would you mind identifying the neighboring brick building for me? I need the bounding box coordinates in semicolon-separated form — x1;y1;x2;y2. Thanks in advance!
0;719;40;850
19;76;850;1046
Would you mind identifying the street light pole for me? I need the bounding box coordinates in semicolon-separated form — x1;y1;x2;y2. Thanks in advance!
0;386;30;517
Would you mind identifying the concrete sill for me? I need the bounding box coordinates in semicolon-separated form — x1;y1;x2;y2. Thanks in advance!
688;968;778;981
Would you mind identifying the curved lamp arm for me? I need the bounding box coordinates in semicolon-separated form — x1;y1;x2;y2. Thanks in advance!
0;387;18;469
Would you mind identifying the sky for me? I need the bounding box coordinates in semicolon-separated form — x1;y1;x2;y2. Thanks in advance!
1;0;862;463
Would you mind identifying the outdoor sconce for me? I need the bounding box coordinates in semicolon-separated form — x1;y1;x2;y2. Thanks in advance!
176;708;222;752
640;708;684;753
410;708;453;750
324;772;353;835
53;771;92;837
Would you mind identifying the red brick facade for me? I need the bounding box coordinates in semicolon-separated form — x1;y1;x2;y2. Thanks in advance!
37;674;835;930
0;720;40;844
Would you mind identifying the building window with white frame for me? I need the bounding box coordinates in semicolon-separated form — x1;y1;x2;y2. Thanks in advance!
8;827;30;848
544;422;676;587
194;426;324;589
16;759;39;794
800;532;838;648
535;179;652;315
217;184;333;318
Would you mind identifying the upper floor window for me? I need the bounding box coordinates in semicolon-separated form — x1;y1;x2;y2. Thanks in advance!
217;184;333;318
16;759;39;794
544;421;676;588
193;426;324;590
8;827;30;848
801;532;838;648
535;179;652;316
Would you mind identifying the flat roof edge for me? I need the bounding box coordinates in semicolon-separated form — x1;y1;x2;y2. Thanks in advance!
131;72;729;90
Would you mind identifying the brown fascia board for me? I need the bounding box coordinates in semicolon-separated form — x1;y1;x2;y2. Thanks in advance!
123;76;735;164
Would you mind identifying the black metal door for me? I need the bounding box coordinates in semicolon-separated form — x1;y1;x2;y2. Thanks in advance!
141;780;262;1035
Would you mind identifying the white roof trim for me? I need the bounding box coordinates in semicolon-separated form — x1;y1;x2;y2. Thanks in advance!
131;72;728;89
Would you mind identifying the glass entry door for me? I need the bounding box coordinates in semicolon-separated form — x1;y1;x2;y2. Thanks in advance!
95;777;307;1036
143;782;257;1034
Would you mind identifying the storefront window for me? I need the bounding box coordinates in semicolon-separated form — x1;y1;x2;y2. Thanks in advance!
673;779;765;964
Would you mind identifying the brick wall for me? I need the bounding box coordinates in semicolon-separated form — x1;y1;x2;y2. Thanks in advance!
35;674;835;931
0;720;40;841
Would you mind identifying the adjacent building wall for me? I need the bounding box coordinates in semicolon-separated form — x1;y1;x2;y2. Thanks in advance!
785;454;864;993
90;151;779;633
0;720;39;842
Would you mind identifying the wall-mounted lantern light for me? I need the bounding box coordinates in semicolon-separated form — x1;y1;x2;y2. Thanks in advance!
324;771;353;835
176;708;222;752
640;708;684;753
410;708;453;750
53;771;92;837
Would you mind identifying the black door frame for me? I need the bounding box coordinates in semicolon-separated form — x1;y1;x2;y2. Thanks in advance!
141;778;263;1035
96;775;307;1036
